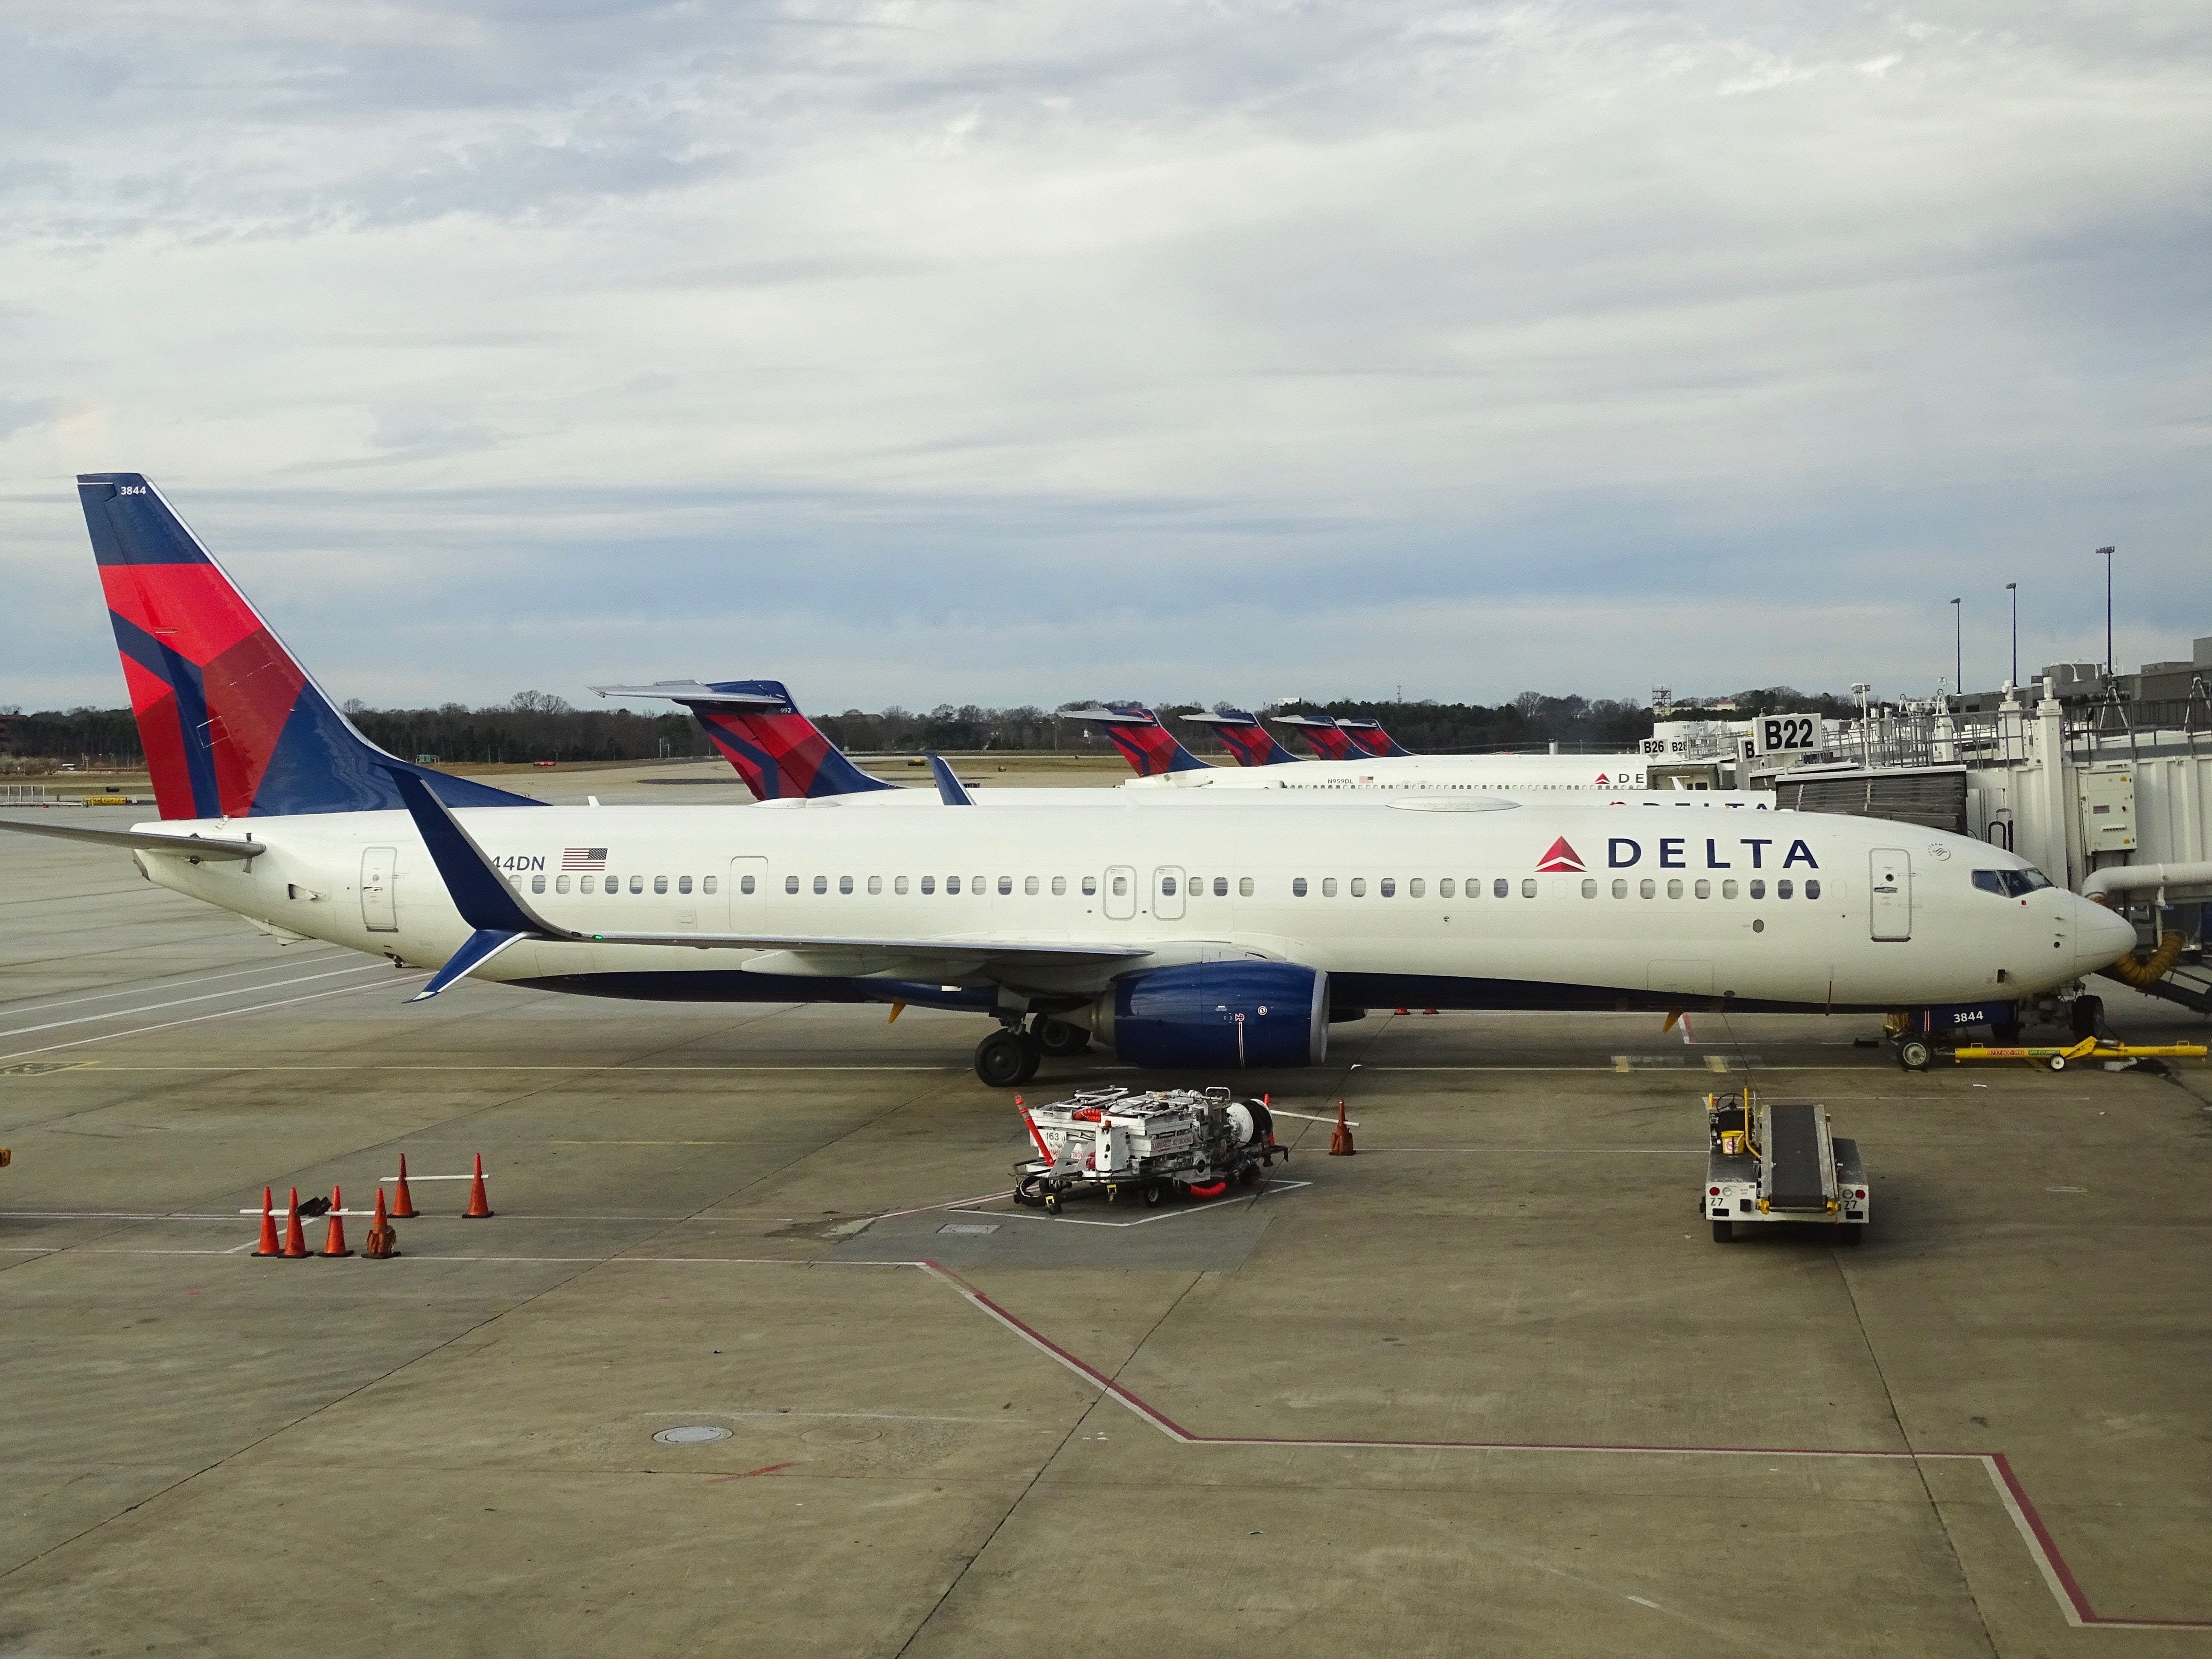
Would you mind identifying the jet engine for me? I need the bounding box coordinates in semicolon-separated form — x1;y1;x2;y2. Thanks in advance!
1091;962;1329;1070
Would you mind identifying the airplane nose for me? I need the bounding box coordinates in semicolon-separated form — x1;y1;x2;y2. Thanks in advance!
2075;898;2140;976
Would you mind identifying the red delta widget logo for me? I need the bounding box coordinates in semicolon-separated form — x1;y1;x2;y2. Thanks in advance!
1534;838;1586;873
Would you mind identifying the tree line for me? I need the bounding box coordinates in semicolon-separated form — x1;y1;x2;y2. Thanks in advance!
6;687;1879;771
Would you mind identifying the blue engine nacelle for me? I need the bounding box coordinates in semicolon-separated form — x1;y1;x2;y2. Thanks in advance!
1094;962;1329;1071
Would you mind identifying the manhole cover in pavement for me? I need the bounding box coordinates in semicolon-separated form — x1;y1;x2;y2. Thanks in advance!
802;1425;884;1445
938;1222;999;1235
653;1425;732;1445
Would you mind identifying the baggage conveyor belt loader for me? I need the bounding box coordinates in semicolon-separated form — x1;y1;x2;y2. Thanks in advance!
1704;1087;1869;1243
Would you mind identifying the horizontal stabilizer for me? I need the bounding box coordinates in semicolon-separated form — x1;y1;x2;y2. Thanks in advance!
0;817;265;861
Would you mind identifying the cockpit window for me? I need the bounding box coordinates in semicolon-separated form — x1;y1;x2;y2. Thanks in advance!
1974;868;2054;897
1972;870;2004;896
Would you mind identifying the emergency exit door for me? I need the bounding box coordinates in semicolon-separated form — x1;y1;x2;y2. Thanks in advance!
361;846;397;932
1869;848;1911;941
1153;866;1187;921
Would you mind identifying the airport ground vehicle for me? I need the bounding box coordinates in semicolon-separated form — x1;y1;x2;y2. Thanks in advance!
1704;1088;1868;1243
1013;1087;1283;1211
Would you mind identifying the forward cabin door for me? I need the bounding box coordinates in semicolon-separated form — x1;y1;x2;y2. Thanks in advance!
1869;848;1911;941
361;847;397;932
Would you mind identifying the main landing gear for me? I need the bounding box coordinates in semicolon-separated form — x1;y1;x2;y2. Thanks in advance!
973;1014;1091;1087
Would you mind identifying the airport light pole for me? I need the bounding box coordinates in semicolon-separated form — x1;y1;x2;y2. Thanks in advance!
2005;582;2017;687
1950;597;1961;700
2096;546;2115;678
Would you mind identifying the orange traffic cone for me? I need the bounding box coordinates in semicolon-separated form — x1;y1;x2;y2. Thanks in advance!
320;1185;353;1257
389;1153;417;1219
279;1187;310;1257
1328;1099;1356;1157
463;1153;494;1219
362;1188;398;1259
252;1186;280;1257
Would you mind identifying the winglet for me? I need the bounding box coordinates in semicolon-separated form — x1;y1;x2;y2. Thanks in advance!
926;754;975;806
411;928;532;1002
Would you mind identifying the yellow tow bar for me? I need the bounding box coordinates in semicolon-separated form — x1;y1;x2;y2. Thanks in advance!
1950;1037;2208;1071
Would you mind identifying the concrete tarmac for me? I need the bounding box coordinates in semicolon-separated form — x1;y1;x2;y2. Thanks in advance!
2;824;2209;1656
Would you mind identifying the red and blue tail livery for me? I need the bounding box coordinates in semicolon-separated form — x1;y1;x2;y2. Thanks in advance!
589;679;893;801
1270;713;1357;760
1061;705;1211;777
1179;708;1301;766
1337;717;1414;759
79;474;537;821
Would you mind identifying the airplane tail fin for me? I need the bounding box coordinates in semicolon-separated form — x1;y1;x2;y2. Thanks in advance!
77;473;538;820
1337;716;1415;758
1179;709;1301;766
1062;705;1210;777
1269;713;1356;760
589;679;894;800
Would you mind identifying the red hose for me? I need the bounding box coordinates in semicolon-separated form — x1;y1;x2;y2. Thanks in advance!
1187;1181;1227;1198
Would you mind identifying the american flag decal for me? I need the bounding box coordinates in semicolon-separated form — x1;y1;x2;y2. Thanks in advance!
562;847;608;871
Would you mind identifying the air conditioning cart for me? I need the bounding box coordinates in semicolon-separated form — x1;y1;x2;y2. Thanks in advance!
1704;1087;1869;1243
1014;1086;1284;1213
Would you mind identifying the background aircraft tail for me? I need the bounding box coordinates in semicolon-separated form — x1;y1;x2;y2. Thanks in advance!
1337;716;1415;758
1062;705;1211;777
77;473;538;820
589;679;894;800
1179;709;1301;766
1266;713;1356;760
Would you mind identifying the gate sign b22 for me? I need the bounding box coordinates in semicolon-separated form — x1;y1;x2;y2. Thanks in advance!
1751;715;1820;755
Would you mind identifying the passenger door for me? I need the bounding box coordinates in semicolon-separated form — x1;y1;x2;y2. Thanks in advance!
1153;865;1186;921
1869;848;1911;941
1103;864;1137;921
361;847;397;932
728;857;768;926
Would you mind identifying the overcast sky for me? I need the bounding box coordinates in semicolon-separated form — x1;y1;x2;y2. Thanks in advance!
3;0;2207;716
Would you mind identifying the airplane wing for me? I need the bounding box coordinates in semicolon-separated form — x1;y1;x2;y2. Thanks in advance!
381;767;1153;999
0;818;265;861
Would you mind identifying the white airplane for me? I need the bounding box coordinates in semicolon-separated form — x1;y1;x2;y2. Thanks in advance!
2;474;2133;1089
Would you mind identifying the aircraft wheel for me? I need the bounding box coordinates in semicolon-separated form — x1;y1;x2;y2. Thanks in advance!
2071;995;2104;1040
975;1030;1029;1088
1897;1038;1933;1072
1015;1033;1043;1082
1033;1017;1090;1058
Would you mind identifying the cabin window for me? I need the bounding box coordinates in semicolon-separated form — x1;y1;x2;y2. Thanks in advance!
1052;876;1067;896
1493;879;1509;899
629;876;644;894
1581;879;1597;897
1612;879;1627;898
1110;875;1126;897
998;876;1013;896
1408;878;1424;898
556;875;570;894
1161;876;1178;896
813;876;827;895
974;876;986;896
1776;878;1793;899
786;876;800;894
894;876;908;895
1214;876;1229;897
1292;877;1309;897
1350;878;1367;897
1379;877;1396;897
923;876;937;894
1667;879;1683;899
736;876;751;895
703;876;717;895
580;875;595;893
655;876;669;895
1805;878;1821;899
1749;879;1766;899
678;875;693;894
531;875;546;894
839;876;853;895
1322;877;1338;897
1640;879;1656;899
947;876;961;895
1438;879;1454;898
1239;877;1253;897
1025;876;1039;896
1694;879;1710;899
1722;879;1737;899
868;876;882;895
1083;876;1097;896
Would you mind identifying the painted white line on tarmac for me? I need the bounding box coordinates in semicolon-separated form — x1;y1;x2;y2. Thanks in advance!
0;961;394;1044
0;952;355;1020
0;974;428;1065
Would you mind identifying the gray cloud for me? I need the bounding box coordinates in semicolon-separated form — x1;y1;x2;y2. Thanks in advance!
1;0;2207;712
